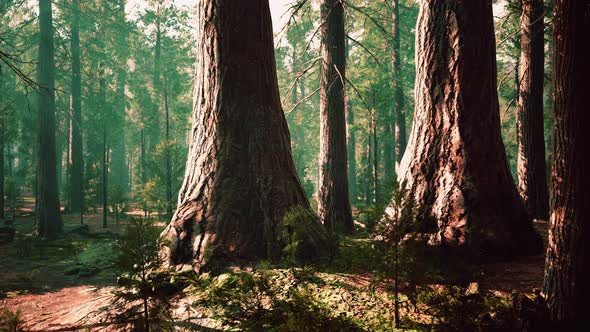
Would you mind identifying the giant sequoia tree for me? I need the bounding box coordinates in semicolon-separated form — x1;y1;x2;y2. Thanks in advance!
318;0;354;234
160;0;328;270
542;0;590;322
36;0;63;237
392;0;541;258
516;0;549;220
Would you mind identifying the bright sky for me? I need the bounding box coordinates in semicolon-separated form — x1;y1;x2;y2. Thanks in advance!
126;0;292;33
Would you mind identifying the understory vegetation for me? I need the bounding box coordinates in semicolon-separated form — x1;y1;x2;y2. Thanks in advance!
0;205;538;331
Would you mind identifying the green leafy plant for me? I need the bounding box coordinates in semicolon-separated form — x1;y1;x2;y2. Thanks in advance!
112;217;176;331
191;270;360;331
417;285;513;331
0;308;24;332
373;182;416;328
280;206;338;265
109;184;129;225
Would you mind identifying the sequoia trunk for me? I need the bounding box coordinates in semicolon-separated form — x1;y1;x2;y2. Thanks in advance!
516;0;549;220
393;0;541;258
542;0;590;323
318;0;354;234
160;0;328;270
36;0;63;238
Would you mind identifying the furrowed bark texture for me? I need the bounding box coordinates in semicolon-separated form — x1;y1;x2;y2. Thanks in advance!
318;0;354;234
516;0;549;220
160;0;328;270
542;0;590;322
393;0;541;259
36;0;63;238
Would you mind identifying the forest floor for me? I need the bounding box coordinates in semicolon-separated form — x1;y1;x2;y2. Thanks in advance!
0;200;548;331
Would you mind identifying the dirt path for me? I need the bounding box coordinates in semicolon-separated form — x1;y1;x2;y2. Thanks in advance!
1;199;132;331
1;286;118;331
479;219;547;294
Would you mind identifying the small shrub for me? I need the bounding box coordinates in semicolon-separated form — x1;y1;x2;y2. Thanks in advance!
109;184;129;224
373;182;416;328
417;285;512;331
0;308;24;332
111;217;175;331
14;237;33;257
280;206;336;265
191;270;360;331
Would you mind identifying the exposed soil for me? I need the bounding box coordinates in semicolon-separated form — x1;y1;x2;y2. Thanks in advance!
1;200;548;331
479;219;547;294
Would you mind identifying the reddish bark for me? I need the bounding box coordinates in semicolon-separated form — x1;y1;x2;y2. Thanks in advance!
160;0;328;270
318;0;354;234
542;0;590;323
393;0;541;259
516;0;549;220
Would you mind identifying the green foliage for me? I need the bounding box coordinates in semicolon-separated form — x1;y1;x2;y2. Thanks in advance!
14;236;33;258
142;139;186;217
109;184;129;222
112;217;174;330
114;217;161;272
76;239;119;271
280;207;338;265
133;180;161;217
0;308;24;332
374;182;416;247
191;270;361;331
417;285;512;331
356;202;387;234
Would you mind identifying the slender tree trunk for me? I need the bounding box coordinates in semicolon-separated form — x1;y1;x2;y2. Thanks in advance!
289;50;306;181
150;5;162;152
140;93;147;215
345;39;357;205
346;96;357;205
318;0;354;234
110;0;129;194
392;0;406;169
154;11;161;94
128;154;133;188
364;125;372;207
99;62;108;228
0;119;4;220
8;141;15;220
102;126;108;228
160;0;329;271
371;112;379;205
516;0;549;220
393;0;541;258
36;0;63;238
68;0;83;215
542;0;590;323
164;77;173;220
